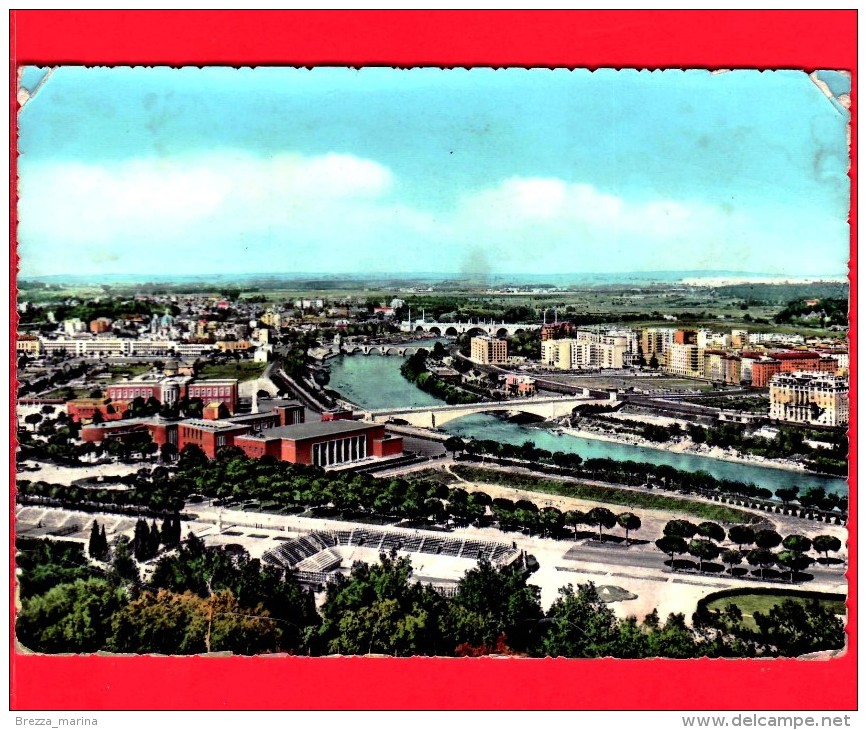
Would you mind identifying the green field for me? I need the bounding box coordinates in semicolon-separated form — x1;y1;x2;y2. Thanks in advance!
451;465;762;523
196;361;267;381
704;590;846;630
108;363;154;379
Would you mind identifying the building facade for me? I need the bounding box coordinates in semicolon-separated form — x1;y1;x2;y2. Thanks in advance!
769;372;849;427
470;336;508;365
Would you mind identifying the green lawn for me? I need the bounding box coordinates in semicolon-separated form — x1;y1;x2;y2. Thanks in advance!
451;465;761;523
108;364;154;379
704;591;846;630
197;361;267;381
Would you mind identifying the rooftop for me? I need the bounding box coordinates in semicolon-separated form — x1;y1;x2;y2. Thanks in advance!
257;420;378;442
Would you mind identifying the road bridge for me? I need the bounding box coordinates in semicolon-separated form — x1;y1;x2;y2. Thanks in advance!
399;320;540;337
362;394;614;429
341;344;431;357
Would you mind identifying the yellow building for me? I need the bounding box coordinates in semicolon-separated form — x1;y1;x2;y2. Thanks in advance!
664;343;702;378
769;372;849;427
16;335;42;355
470;336;507;365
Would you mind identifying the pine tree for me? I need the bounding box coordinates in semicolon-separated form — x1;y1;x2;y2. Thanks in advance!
133;519;150;562
149;521;161;558
88;521;102;560
161;516;174;547
99;526;109;559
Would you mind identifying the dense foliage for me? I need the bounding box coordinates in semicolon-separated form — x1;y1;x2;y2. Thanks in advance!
400;348;480;405
16;538;844;658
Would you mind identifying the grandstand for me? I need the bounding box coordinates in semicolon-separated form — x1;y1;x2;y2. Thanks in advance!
261;526;521;588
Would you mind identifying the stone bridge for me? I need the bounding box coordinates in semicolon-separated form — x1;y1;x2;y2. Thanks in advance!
362;394;614;429
342;345;429;357
399;320;540;338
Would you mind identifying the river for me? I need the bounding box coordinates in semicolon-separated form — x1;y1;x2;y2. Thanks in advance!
327;344;848;497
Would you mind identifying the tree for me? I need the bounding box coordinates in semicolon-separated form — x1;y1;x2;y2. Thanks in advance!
655;536;687;569
109;589;281;655
617;513;641;545
799;487;828;510
720;548;743;574
696;521;725;543
782;534;812;554
746;548;776;580
178;444;207;468
88;520;108;561
812;534;842;562
447;558;543;654
24;413;42;431
160;442;178;463
16;578;126;654
444;436;465;458
538;507;565;538
314;553;452;656
754;529;782;551
775;551;814;582
753;599;845;657
538;583;619;658
564;510;586;540
687;539;721;573
133;518;155;562
775;487;799;505
587;507;617;543
111;536;139;583
649;354;659;369
727;525;756;549
663;519;698;539
646;612;699;658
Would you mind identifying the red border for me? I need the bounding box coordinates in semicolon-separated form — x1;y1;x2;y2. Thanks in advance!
9;10;857;711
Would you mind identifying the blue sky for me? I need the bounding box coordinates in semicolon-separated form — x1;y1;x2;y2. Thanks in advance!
17;67;850;278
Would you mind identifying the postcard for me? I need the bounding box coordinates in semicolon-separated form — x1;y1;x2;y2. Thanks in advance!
12;62;853;708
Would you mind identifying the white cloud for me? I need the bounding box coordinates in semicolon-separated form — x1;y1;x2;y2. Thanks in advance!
16;156;846;277
18;151;395;247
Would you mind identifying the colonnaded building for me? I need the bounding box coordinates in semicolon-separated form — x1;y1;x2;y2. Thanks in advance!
768;371;849;427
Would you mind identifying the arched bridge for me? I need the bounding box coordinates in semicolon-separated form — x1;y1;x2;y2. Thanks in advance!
341;345;430;357
399;320;541;338
361;394;615;429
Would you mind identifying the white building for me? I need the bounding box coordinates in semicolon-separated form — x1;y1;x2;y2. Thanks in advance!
769;372;849;427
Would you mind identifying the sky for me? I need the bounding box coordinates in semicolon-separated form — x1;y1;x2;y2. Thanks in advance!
16;66;851;279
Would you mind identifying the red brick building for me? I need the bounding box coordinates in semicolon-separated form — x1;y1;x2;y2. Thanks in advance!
674;329;697;345
78;402;401;467
540;322;576;341
235;420;402;466
750;352;836;388
89;318;113;334
67;398;129;423
106;377;239;413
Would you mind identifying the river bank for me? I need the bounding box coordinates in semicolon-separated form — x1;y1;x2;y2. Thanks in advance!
561;427;809;474
326;352;848;496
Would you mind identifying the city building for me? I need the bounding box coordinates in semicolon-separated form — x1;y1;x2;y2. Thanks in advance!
731;329;749;349
750;351;837;388
16;335;41;355
540;322;576;341
641;328;677;358
66;397;129;423
79;403;403;467
541;339;576;370
505;374;537;396
769;372;849;427
674;329;698;346
470;336;507;365
89;317;113;334
106;374;239;413
664;343;702;378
